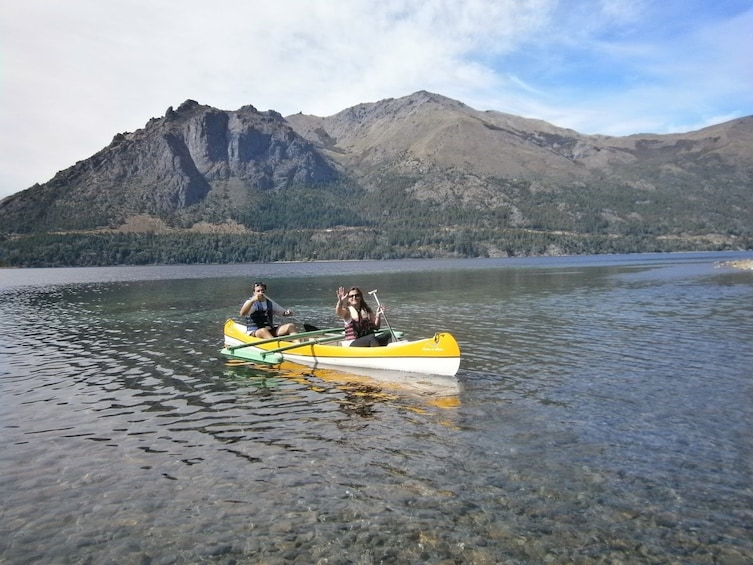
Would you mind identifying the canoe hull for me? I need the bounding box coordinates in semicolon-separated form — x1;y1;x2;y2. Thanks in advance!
222;319;461;377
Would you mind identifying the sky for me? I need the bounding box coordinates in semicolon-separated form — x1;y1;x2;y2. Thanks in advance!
1;0;752;201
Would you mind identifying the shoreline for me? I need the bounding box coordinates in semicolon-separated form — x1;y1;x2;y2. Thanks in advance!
717;259;753;270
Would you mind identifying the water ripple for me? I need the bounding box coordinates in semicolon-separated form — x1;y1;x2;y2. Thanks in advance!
3;257;753;563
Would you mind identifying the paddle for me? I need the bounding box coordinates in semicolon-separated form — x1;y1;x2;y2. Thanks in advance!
228;326;344;351
222;332;346;364
368;289;400;342
259;333;345;355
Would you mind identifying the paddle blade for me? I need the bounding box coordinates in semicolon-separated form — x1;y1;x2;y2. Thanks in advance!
221;347;283;365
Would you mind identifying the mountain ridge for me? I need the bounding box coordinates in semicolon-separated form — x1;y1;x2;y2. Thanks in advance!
0;91;751;265
287;91;752;201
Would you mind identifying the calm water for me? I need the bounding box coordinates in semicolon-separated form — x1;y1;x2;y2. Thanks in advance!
2;253;753;564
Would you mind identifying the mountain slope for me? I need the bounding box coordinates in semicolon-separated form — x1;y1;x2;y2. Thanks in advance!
285;91;753;220
0;100;345;233
0;91;751;266
286;91;594;204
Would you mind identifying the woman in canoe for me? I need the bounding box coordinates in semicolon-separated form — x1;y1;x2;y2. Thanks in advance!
335;286;390;347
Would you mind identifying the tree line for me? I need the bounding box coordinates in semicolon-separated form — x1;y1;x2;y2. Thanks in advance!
1;173;750;267
1;228;746;268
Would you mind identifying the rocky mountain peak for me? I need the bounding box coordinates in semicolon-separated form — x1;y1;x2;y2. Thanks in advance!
0;91;751;246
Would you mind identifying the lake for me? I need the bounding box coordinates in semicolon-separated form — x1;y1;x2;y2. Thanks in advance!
2;252;753;564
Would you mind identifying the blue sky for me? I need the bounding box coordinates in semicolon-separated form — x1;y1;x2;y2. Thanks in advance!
1;0;751;201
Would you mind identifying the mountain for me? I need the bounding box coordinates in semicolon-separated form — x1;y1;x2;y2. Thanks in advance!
1;91;751;265
0;99;347;233
287;90;752;216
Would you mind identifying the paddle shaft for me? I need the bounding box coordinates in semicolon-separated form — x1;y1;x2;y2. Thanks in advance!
368;289;399;342
222;333;347;364
229;326;343;351
258;333;345;357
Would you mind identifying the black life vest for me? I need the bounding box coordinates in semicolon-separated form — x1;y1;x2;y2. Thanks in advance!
246;300;274;332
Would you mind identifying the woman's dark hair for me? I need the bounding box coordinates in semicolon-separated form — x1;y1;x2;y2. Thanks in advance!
253;281;267;290
349;287;372;314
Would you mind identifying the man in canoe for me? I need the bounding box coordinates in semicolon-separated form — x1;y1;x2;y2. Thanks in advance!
240;281;297;339
335;286;390;347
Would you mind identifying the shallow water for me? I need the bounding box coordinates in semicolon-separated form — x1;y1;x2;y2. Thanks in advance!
2;253;753;564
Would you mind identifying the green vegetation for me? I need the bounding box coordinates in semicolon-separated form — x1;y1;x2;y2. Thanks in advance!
0;226;748;268
1;176;750;267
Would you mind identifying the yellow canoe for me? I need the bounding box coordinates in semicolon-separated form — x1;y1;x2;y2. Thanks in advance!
221;319;461;377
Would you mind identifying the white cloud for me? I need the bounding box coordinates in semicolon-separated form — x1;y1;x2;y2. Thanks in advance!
1;0;751;200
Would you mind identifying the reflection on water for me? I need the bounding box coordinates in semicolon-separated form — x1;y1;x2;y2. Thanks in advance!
2;253;753;563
